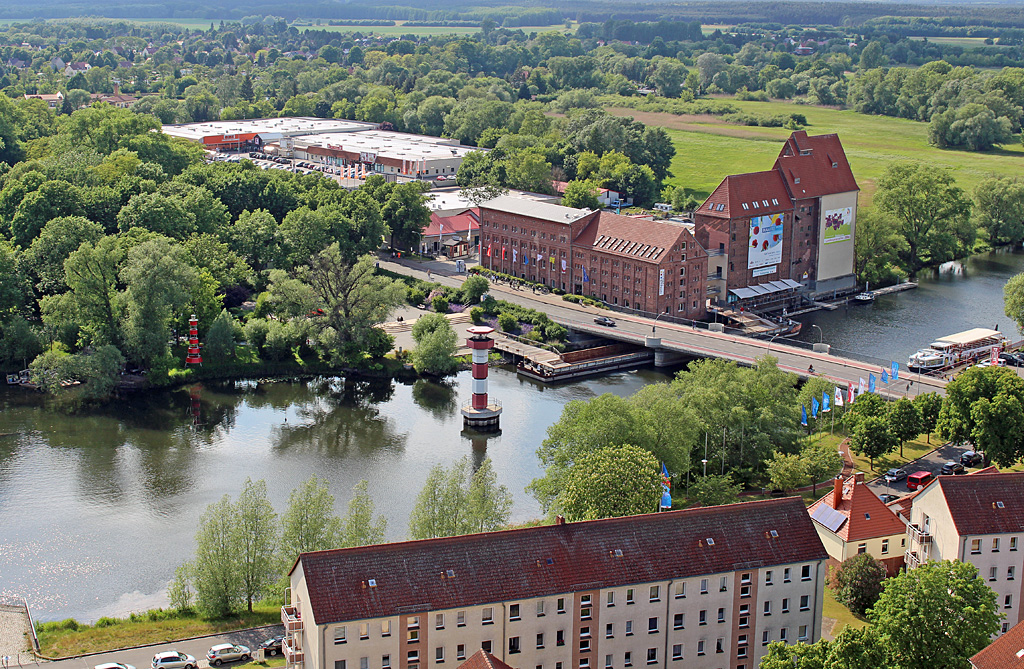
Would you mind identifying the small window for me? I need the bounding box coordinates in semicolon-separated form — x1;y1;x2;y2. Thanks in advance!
763;601;771;616
717;608;725;624
537;633;544;649
382;655;390;669
435;647;444;663
671;644;682;661
626;589;634;604
799;625;808;641
765;571;773;585
784;568;791;583
700;579;708;594
649;586;660;602
482;608;493;624
857;543;867;555
557;631;565;646
457;611;466;627
762;630;770;646
674;582;686;599
606;623;613;638
558;598;566;613
699;610;707;626
435;614;444;630
673;613;684;630
990;566;998;582
1005;594;1013;609
605;655;613;669
1009;566;1016;580
720;576;728;592
801;565;811;581
335;662;346;669
508;638;520;655
481;641;491;654
624;652;632;667
780;628;788;642
782;598;789;613
607;592;615;606
456;645;466;661
648;617;659;633
697;641;705;657
1012;537;1018;551
579;639;591;652
646;649;657;665
509;605;520;621
335;627;347;645
407;651;419;663
407;629;419;643
581;626;591;639
800;595;810;611
581;607;592;620
537;601;546;617
993;538;1001;552
971;539;982;554
579;659;590;669
707;538;715;546
382;621;391;637
882;540;889;555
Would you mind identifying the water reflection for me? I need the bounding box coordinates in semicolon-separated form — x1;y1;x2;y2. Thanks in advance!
411;378;459;419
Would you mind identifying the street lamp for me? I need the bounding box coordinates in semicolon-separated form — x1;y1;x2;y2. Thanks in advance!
766;333;781;355
652;311;667;336
811;324;824;344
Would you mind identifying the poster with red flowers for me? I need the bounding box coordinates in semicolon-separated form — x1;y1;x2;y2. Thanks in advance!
747;212;784;269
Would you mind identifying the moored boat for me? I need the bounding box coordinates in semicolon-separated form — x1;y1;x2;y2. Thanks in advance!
907;328;1008;373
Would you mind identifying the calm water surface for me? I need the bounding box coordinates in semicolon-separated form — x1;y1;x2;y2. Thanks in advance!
0;367;671;621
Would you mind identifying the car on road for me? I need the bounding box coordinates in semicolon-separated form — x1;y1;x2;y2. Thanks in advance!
258;636;285;656
97;663;136;669
207;644;251;666
884;468;907;483
960;451;985;467
594;316;616;327
999;352;1020;367
940;461;966;476
152;652;196;669
906;470;934;491
879;493;900;504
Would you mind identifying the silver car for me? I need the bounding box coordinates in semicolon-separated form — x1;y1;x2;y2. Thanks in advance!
152;652;196;669
207;644;251;666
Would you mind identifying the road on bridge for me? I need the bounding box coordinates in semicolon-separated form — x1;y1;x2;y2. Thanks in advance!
379;257;946;397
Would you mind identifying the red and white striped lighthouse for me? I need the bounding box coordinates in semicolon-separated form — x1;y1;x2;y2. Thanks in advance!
185;314;202;365
461;326;502;431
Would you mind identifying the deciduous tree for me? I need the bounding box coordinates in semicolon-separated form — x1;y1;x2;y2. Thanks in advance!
191;494;242;618
830;554;886;616
411;312;458;376
689;473;741;507
850;414;897;470
887;397;922;457
766;452;808;492
233;478;278;612
409;457;511;538
280;475;342;560
340;480;386;548
558;444;661;521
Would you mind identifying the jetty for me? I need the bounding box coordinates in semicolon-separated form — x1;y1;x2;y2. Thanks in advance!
493;337;654;383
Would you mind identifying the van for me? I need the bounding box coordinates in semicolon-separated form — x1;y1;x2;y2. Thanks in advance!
906;471;934;491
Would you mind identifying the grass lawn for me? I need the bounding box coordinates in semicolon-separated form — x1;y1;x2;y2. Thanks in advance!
823;587;869;634
37;607;281;658
238;659;287;669
303;22;567;36
610;99;1024;204
848;432;939;475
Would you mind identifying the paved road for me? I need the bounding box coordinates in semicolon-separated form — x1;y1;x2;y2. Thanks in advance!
379;256;946;397
864;442;980;498
39;625;283;669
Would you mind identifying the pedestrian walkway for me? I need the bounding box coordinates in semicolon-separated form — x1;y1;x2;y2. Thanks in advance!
0;602;34;666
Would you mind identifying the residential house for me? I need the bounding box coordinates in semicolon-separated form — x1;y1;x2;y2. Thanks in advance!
420;209;480;258
283;498;828;669
970;618;1024;668
64;62;91;77
904;471;1024;634
23;91;65;109
807;473;908;575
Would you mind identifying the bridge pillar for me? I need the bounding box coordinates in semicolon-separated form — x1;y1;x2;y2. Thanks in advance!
812;343;831;354
654;348;688;367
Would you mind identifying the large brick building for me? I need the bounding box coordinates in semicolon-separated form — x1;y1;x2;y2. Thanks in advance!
694;132;859;312
478;196;707;319
283;498;828;669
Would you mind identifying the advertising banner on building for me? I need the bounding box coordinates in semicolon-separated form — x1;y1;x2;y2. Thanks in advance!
823;207;853;244
659;269;665;296
748;213;784;269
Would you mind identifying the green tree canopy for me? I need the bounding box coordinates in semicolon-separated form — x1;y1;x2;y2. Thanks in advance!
938;365;1024;466
830;553;886;616
557;444;661;521
409;457;512;539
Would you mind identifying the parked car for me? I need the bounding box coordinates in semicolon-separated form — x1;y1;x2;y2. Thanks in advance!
258;636;284;656
594;316;616;327
884;468;907;483
940;461;966;476
97;663;136;669
879;494;900;504
152;652;196;669
999;352;1019;367
960;451;985;467
906;470;934;490
207;644;251;666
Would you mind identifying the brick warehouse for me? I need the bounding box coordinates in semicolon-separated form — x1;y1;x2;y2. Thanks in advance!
694;131;859;312
478;196;708;320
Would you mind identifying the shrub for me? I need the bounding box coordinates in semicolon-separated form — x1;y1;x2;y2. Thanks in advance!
544;323;568;341
831;554;887;617
407;287;425;306
470;307;485;324
95;616;119;628
461;275;490;303
498;312;518;333
432;295;449;313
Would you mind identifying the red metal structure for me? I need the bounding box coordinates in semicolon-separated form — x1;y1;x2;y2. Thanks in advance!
185;314;202;365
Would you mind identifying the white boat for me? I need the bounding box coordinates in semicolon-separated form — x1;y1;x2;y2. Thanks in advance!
908;328;1008;372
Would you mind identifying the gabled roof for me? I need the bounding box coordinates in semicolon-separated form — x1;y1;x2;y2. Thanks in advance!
697;170;791;220
937;472;1024;536
294;498;826;626
573;212;697;265
459;651;515;669
423;209;480;238
774;131;858;200
808;473;906;542
887;465;1000;521
971;618;1024;669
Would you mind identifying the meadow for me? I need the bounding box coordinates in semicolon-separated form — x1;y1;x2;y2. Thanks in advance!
608;99;1024;205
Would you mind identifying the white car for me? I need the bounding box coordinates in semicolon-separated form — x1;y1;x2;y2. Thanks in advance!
152;652;196;669
207;644;251;666
97;663;136;669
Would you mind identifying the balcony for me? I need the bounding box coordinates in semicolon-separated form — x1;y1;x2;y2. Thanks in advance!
283;636;304;667
282;605;303;633
905;550;922;570
908;524;932;545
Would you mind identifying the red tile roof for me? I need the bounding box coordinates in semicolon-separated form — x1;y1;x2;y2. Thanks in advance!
937;472;1024;536
294;498;826;626
971;618;1024;669
808;473;906;542
573;212;697;265
697;170;791;220
459;651;515;669
423;209;479;238
774;131;858;200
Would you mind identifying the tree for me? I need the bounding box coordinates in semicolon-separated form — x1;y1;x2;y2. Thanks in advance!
382;182;431;251
280;475;342;564
938;366;1024;466
759;640;830;669
929;103;1013;152
850;415;897;470
803;439;844;495
650;59;687;98
340;480;386;548
859;41;888;70
974;177;1024;246
205;309;236;360
874;162;975;273
561;179;601;210
887;398;922;457
557;444;661;521
24;216;104;295
913;392;942;443
1005;272;1024;335
409;457;511;539
689;473;741;507
460;275;489;304
233;478;278;612
869;560;1000;669
830;554;886;616
240;74;254;102
766;452;808;492
191;494;242;618
56;235;124;348
854;209;907;285
411;312;458;376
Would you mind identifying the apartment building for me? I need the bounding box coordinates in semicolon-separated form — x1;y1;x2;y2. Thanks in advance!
807;473;908;576
970;618;1024;668
904;472;1024;634
283;498;827;669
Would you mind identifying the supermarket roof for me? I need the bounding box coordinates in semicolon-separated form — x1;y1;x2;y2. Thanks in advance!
161;117;375;141
293;130;479;161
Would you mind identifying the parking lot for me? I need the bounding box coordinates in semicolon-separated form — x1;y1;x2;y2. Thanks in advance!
865;441;985;499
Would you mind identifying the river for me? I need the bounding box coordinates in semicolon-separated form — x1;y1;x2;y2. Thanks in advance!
0;367;671;622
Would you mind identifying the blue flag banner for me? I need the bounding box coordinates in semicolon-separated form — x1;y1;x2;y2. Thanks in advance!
882;370;889;384
801;405;808;426
811;397;820;418
582;266;589;283
891;361;899;380
823;391;831;413
660;463;672;509
869;374;876;393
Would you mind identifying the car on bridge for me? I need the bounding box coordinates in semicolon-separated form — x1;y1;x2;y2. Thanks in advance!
594;316;616;327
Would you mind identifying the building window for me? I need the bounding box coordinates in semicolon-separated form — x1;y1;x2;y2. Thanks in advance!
763;601;771;616
699;610;706;626
762;631;770;647
625;621;633;636
456;646;466;661
993;538;1001;552
558;598;566;613
624;653;632;667
382;656;390;669
674;582;685;599
581;607;592;620
509;605;520;621
457;611;466;627
359;623;369;639
720;577;728;592
857;543;867;554
335;662;346;669
740;585;751;598
557;631;565;646
697;641;705;657
579;661;590;669
781;598;789;613
626;589;634;604
1009;566;1016;580
483;608;494;624
671;645;682;661
407;651;419;663
990;567;998;582
673;614;684;630
580;639;591;652
971;539;982;554
650;586;660;602
607;592;615;606
537;601;546;617
1003;623;1010;634
1012;537;1018;551
435;614;444;630
381;621;391;637
646;649;657;665
700;579;708;594
407;629;419;643
509;638;521;655
764;571;773;586
739;604;749;628
581;627;591;639
435;648;444;663
605;655;613;669
537;633;545;649
800;595;810;611
606;623;614;638
716;608;724;624
784;568;791;583
799;626;808;642
801;565;811;581
780;628;788;642
648;617;659;633
882;540;889;555
335;627;347;645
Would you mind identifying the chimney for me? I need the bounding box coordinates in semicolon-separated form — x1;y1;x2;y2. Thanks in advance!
831;475;844;508
853;472;865;484
555;515;565;525
113;81;120;96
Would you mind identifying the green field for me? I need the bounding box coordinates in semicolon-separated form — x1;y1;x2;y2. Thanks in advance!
296;21;567;36
610;99;1024;204
909;36;990;47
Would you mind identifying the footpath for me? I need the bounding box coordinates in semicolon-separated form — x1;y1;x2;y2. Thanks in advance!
0;602;34;667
